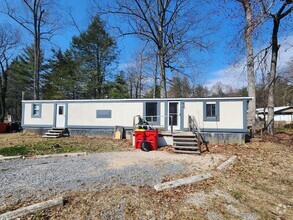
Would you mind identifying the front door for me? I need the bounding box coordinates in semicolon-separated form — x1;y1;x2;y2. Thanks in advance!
168;102;180;130
56;104;66;128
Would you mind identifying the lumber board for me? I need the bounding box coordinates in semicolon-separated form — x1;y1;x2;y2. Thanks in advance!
0;155;24;161
0;197;63;219
217;155;237;170
154;173;212;191
34;152;87;159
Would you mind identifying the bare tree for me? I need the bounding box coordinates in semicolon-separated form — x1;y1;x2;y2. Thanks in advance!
125;47;156;98
97;0;210;98
2;0;61;100
236;0;257;130
261;0;293;134
0;25;20;122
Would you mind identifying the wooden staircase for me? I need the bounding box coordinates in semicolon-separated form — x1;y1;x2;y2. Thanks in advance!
172;115;209;154
173;132;201;154
42;128;70;138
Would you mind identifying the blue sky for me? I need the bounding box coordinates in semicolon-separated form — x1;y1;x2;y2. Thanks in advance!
52;0;238;85
2;0;293;89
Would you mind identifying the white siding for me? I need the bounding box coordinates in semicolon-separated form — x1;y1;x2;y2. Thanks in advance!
183;101;243;130
24;103;54;125
68;102;143;127
160;102;165;126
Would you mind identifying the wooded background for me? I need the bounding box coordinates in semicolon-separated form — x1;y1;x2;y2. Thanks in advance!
0;0;292;134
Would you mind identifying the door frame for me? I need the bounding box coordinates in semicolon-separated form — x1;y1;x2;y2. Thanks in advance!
168;101;181;131
54;103;67;128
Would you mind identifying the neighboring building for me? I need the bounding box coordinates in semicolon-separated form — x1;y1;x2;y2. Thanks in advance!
256;106;293;123
22;97;252;144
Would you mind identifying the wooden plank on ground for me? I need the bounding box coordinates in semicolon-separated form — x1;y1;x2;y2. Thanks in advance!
34;152;87;159
0;197;63;220
217;155;237;170
154;173;212;191
0;155;24;161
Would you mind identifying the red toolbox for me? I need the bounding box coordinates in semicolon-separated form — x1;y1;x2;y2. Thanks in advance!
134;129;146;149
145;130;158;150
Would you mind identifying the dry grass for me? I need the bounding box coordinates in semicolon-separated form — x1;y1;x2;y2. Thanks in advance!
0;133;132;156
45;133;292;219
1;131;292;219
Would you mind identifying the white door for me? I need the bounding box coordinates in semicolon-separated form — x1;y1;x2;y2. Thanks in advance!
168;102;180;130
56;104;66;128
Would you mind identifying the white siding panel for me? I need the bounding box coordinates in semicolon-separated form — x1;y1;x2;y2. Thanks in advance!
183;102;204;128
183;101;243;129
203;102;243;129
160;102;165;126
68;102;143;127
24;103;54;125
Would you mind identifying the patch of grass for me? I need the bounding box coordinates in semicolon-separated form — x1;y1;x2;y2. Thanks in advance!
0;133;132;156
230;191;242;200
0;145;29;156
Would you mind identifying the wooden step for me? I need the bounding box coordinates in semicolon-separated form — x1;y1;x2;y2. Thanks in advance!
173;149;201;154
48;130;63;133
173;137;197;141
42;135;61;138
174;142;198;145
43;128;70;138
174;145;199;150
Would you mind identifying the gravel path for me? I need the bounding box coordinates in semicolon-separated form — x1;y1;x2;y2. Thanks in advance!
0;150;225;206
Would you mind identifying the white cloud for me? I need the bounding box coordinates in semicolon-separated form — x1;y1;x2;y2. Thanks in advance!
206;35;293;89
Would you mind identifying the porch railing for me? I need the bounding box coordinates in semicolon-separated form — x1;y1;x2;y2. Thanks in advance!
188;115;209;152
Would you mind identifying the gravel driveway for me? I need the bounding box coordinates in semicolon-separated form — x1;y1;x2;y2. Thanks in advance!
0;150;225;207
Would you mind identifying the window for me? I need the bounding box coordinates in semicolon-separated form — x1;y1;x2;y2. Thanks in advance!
203;101;219;121
206;103;216;117
58;106;64;115
145;102;159;124
31;103;41;118
96;110;112;118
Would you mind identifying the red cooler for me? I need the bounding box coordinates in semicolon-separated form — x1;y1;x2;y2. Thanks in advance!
145;130;158;150
134;129;146;149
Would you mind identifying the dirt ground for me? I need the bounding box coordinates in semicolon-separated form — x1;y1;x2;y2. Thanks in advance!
0;131;292;219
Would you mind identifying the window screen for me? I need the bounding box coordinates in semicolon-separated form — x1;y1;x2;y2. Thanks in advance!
146;102;158;122
206;103;216;117
33;104;40;116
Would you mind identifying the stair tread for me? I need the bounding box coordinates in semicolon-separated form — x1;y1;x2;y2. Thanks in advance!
173;145;199;149
48;130;63;133
173;137;197;140
42;135;60;138
173;149;201;154
44;133;62;137
173;135;196;138
174;141;197;144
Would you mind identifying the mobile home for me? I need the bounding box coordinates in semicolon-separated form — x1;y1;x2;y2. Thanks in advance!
22;97;251;144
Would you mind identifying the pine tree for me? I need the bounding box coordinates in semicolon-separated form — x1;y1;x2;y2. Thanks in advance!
71;15;117;99
107;71;129;99
42;49;82;99
6;47;35;121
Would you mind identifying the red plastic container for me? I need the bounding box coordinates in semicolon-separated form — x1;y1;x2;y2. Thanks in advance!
145;130;159;150
0;123;8;133
134;129;146;149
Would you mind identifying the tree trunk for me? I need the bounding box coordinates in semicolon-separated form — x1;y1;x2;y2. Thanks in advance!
267;19;280;135
159;49;167;98
33;3;41;101
242;0;256;130
0;60;8;122
33;38;40;100
153;54;158;98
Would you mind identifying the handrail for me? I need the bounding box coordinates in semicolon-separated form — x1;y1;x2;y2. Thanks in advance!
188;115;209;152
